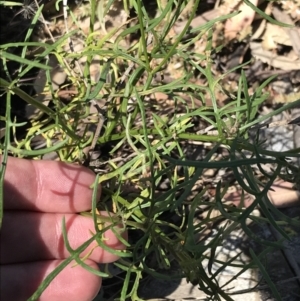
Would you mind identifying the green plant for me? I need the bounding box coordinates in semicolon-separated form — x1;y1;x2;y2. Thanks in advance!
1;0;300;300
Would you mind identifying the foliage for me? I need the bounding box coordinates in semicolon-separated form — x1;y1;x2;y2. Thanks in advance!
1;0;300;300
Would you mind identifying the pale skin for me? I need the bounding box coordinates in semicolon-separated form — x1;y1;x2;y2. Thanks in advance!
0;157;127;301
224;179;300;208
1;157;298;300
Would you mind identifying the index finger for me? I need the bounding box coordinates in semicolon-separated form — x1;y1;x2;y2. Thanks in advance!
2;156;100;213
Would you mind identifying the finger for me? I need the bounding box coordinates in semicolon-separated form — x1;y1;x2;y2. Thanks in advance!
223;190;254;207
1;259;102;301
3;156;100;212
268;180;300;208
1;212;127;264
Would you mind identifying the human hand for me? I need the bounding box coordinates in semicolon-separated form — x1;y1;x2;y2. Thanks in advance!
0;157;127;301
223;179;300;208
